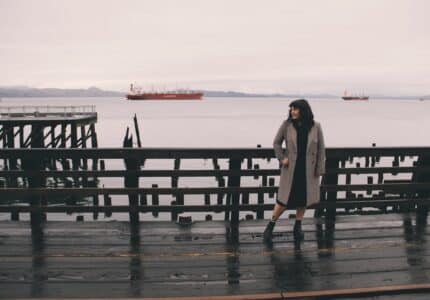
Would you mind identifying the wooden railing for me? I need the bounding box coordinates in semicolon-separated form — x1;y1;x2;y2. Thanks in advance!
0;147;429;233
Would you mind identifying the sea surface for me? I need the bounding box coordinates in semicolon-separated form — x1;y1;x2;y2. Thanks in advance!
2;96;428;148
1;97;429;221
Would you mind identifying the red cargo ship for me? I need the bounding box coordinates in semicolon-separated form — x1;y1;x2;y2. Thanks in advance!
342;89;369;101
126;84;203;100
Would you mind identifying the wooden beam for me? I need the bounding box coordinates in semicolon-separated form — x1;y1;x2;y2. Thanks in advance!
0;184;429;197
0;146;427;160
142;283;430;299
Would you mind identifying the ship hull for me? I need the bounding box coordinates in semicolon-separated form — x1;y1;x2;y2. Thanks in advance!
126;92;203;100
342;96;369;101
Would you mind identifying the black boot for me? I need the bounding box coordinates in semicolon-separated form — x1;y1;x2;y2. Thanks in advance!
263;221;276;243
294;220;304;241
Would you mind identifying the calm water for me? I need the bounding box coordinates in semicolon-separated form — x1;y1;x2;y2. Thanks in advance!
2;96;429;148
1;97;429;221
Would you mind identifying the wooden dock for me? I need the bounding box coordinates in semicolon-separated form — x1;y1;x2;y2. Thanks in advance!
1;214;430;299
0;145;429;298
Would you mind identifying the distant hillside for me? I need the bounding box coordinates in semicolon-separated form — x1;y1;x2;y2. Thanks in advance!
0;86;123;97
2;86;423;99
0;86;337;98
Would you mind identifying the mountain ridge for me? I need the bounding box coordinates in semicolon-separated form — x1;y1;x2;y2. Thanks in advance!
0;86;426;99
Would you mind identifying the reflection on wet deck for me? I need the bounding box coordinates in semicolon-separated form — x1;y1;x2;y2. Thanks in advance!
0;214;429;299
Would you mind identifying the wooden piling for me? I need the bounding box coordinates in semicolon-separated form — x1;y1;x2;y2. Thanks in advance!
90;123;100;219
152;184;159;217
322;157;340;223
413;154;430;222
227;158;242;241
80;125;88;187
123;127;139;224
5;126;17;187
24;126;45;230
172;158;180;188
257;191;264;219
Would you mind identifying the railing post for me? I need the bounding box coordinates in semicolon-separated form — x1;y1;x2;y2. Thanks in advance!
90;123;99;220
324;157;340;223
151;184;159;218
227;157;242;242
123;128;139;224
80;125;88;187
27;124;46;225
413;154;430;224
5;126;18;188
257;192;264;219
22;151;44;233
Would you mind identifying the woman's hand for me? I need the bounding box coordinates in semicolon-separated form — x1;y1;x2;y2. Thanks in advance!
282;158;289;167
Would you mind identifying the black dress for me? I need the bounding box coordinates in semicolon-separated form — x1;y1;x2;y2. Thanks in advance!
286;121;309;209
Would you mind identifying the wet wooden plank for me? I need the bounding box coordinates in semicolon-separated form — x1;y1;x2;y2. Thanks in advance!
0;214;429;298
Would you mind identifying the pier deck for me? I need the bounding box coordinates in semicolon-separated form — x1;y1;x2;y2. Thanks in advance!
1;214;430;299
0;105;97;125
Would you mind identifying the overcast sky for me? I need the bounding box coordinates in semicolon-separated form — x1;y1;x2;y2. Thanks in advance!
0;0;429;95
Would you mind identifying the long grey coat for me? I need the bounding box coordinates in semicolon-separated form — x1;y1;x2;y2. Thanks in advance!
273;119;326;208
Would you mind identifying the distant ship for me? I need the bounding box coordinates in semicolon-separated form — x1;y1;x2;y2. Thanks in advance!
342;89;369;101
126;84;203;100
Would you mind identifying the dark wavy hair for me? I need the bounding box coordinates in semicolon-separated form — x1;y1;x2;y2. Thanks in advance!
288;98;315;129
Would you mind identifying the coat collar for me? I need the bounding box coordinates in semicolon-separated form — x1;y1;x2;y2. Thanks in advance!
286;120;316;152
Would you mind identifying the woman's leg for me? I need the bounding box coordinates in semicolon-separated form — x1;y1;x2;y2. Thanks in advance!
295;207;306;220
263;203;286;242
272;203;287;221
294;206;306;240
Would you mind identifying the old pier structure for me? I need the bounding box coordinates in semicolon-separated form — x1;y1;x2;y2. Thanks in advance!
0;105;98;223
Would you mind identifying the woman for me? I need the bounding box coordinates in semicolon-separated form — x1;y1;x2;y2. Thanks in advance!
263;99;326;243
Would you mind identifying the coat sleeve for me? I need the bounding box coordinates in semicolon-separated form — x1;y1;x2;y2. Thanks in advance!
315;123;326;176
273;121;288;162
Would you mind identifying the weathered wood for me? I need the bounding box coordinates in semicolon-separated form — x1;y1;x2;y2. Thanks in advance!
89;123;99;220
123;127;139;224
0;106;97;127
227;158;242;236
141;284;430;299
25;125;45;229
0;169;281;177
151;184;159;218
3;198;430;214
80;125;88;187
0;146;429;160
18;125;24;148
5;125;17;187
133;113;142;148
2;165;430;179
322;157;339;222
0;214;429;299
0;146;429;221
90;123;98;167
0;183;429;197
257;192;265;219
413;153;430;222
